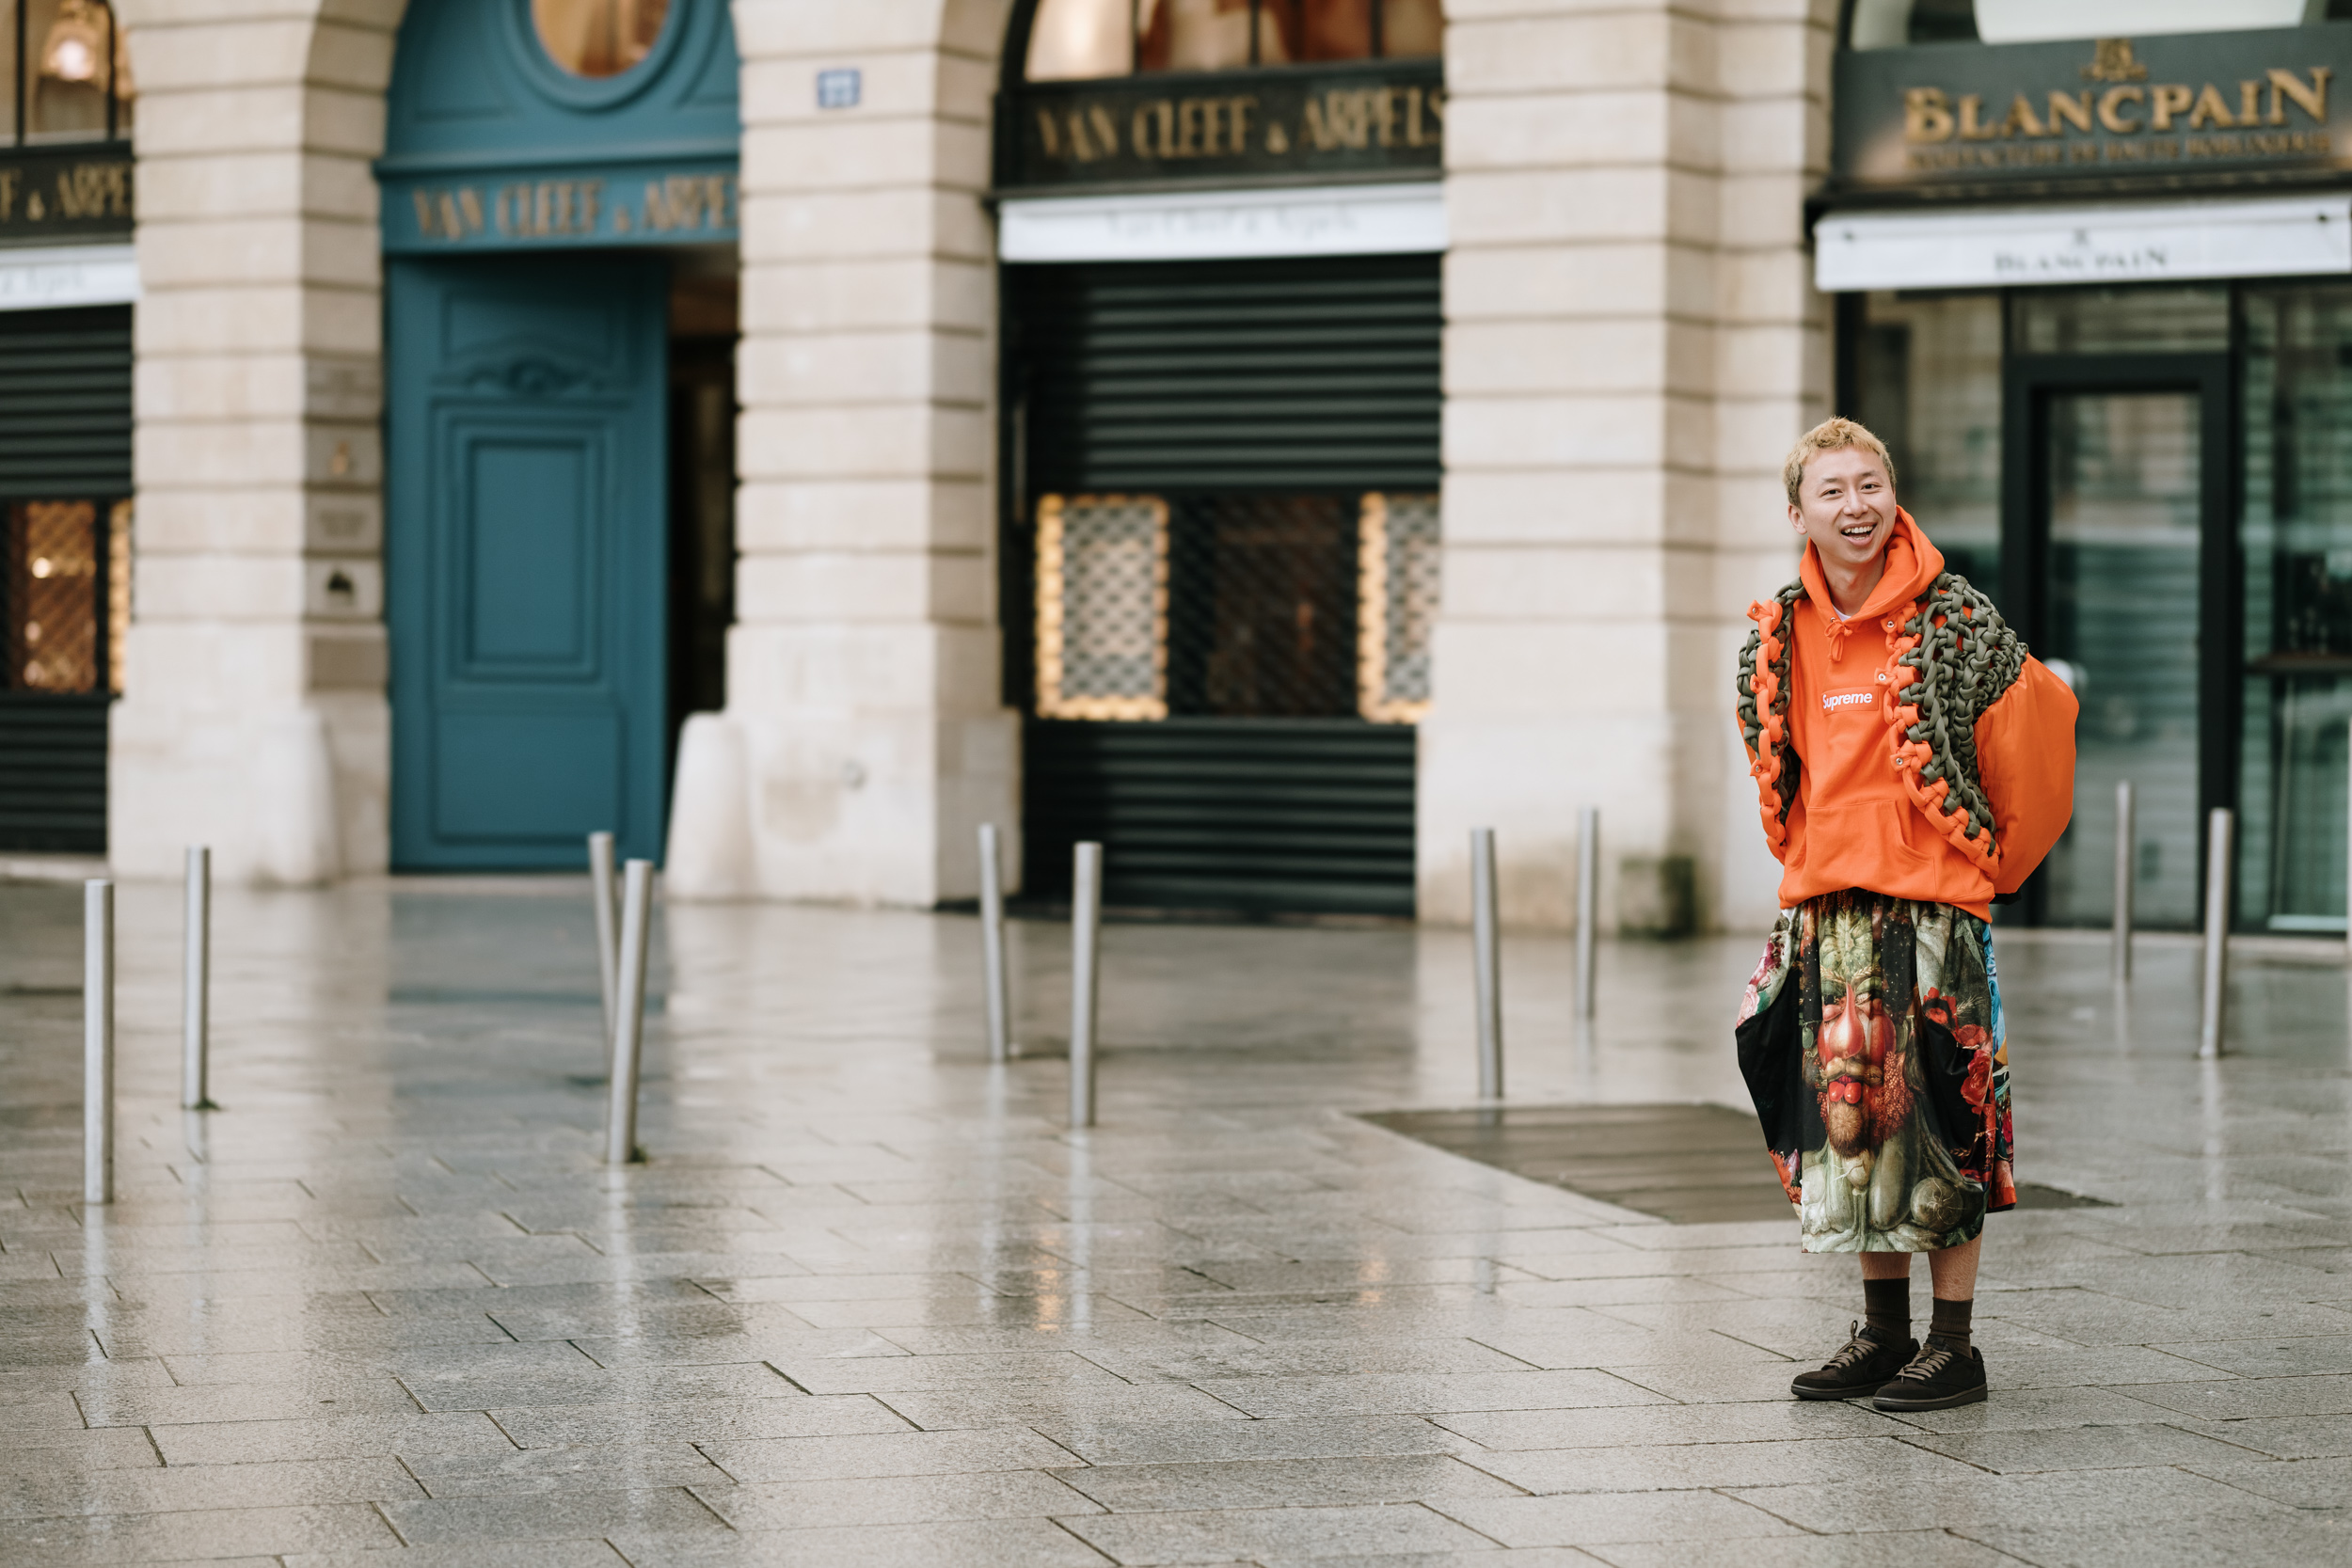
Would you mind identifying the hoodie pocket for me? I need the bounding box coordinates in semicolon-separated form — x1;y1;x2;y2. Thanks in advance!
1802;800;1938;897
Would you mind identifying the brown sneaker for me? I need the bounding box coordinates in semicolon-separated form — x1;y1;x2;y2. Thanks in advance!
1791;1321;1916;1401
1872;1337;1989;1411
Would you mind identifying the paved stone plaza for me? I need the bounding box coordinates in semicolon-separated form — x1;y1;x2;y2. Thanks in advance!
4;879;2352;1566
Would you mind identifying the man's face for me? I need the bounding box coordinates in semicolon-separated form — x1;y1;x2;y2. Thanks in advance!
1788;445;1899;574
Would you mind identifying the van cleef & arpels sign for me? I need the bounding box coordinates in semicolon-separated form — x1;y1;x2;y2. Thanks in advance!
1001;58;1442;191
1833;26;2352;193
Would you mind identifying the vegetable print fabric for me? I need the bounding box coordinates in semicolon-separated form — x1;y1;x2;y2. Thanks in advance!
1736;890;2015;1252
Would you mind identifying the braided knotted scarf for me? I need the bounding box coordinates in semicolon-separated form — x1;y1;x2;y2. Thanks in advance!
1737;572;2028;878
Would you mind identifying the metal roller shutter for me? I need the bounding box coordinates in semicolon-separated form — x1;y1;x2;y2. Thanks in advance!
1009;254;1441;494
0;305;132;854
1006;255;1438;918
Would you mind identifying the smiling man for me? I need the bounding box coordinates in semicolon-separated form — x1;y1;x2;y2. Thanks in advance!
1733;418;2077;1412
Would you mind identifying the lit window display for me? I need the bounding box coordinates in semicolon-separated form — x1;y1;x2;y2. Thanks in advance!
1025;0;1440;81
532;0;671;79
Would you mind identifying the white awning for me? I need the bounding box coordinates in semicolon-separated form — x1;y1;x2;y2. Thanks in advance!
998;182;1445;263
1814;197;2352;293
0;244;137;311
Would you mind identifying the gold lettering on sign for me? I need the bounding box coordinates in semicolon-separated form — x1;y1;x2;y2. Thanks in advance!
1038;81;1439;167
491;180;612;238
2046;89;2094;134
1906;87;1954;142
0;169;17;222
2097;86;2144;133
2082;39;2149;84
2270;67;2332;124
55;163;128;219
1036;103;1122;161
644;175;731;231
1910;46;2333;166
412;187;487;239
2149;84;2193;131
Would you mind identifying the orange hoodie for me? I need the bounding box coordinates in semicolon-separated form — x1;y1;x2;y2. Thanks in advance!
1751;512;2078;918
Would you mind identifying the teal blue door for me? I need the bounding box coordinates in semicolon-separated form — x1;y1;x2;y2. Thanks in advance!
387;254;669;868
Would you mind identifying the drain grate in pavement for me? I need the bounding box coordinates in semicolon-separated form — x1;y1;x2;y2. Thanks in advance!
1359;1103;2110;1226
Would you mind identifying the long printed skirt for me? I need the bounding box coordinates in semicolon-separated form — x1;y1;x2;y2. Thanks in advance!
1734;890;2015;1252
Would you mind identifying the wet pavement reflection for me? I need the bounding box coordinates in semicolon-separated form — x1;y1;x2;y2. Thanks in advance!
2;879;2351;1565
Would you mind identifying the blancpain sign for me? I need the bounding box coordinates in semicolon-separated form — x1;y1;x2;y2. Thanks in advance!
1814;196;2352;292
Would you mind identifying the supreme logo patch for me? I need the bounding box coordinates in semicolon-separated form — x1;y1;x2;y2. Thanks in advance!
1821;690;1876;711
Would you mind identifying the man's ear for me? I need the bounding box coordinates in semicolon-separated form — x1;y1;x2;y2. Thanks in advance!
1787;504;1806;535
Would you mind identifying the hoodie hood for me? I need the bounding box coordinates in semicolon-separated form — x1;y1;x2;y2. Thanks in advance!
1799;507;1944;625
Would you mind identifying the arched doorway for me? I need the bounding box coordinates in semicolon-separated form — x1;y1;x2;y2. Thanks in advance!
380;0;739;868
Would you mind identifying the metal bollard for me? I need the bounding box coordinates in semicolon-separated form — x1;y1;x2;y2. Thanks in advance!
979;823;1011;1064
1575;805;1600;1022
1470;828;1502;1100
588;832;619;1049
2111;782;2135;984
183;846;215;1109
605;859;654;1165
2201;807;2234;1061
85;879;114;1205
1069;842;1103;1129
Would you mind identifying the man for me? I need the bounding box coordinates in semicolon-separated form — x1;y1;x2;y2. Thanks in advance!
1733;418;2076;1412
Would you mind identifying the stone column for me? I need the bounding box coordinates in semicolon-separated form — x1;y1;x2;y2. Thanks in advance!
1423;0;1830;933
674;0;1018;904
110;0;393;883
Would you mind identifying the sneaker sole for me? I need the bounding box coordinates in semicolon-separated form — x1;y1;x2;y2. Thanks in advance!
1791;1380;1891;1401
1873;1384;1988;1412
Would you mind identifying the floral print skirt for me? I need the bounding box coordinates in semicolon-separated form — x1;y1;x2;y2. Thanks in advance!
1734;889;2014;1253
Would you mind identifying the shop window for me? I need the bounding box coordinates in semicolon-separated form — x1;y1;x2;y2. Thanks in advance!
2241;283;2352;932
3;497;124;694
2010;287;2229;356
1034;490;1439;723
1847;0;2332;48
1852;293;2002;588
1358;491;1437;722
0;2;131;143
532;0;671;79
1025;0;1441;81
1036;494;1170;720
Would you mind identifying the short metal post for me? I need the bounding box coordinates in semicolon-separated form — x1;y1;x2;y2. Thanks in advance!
183;846;214;1109
1069;841;1103;1130
979;823;1011;1064
2201;807;2233;1061
1470;828;1502;1100
588;832;618;1048
2111;782;2135;984
1575;805;1600;1021
605;859;653;1165
85;879;114;1205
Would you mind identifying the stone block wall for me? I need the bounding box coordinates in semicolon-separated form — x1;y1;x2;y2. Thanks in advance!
1425;0;1834;933
111;0;397;883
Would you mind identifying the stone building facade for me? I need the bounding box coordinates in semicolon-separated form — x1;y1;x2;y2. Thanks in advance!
77;0;1828;937
33;1;2343;940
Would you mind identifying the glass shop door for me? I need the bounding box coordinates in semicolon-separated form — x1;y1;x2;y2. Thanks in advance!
2002;354;2233;928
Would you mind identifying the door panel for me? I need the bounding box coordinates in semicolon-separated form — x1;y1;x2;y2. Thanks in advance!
2003;350;2233;929
2038;391;2202;927
389;255;668;868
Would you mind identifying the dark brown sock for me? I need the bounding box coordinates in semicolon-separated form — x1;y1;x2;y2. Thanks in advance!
1929;1296;1973;1354
1863;1277;1910;1341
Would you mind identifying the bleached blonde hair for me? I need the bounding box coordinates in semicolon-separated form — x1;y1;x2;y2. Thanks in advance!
1783;417;1898;507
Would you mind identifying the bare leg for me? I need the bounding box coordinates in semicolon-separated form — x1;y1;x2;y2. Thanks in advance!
1926;1233;1981;1300
1859;1251;1912;1281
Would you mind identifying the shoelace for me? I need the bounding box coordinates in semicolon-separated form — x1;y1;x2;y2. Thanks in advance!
1821;1320;1883;1373
1895;1341;1959;1383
